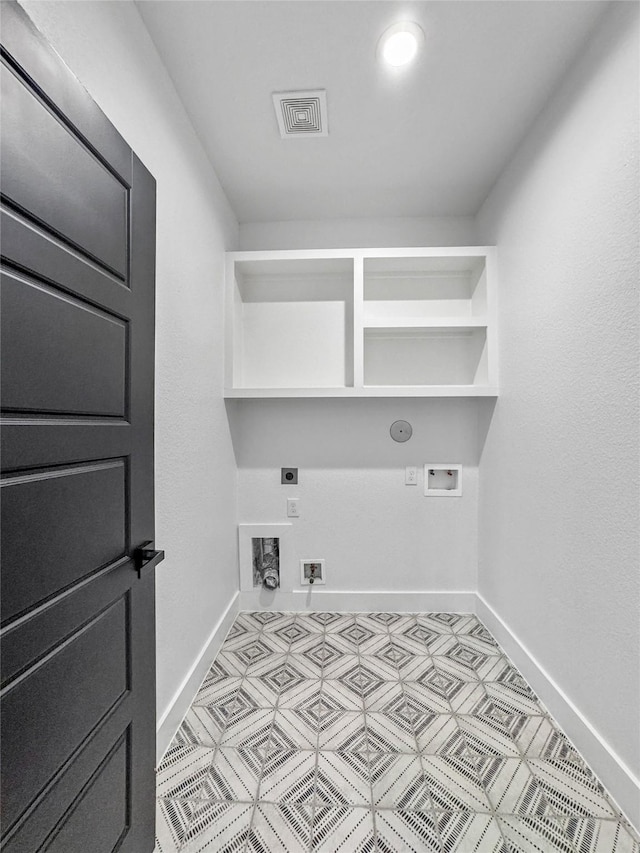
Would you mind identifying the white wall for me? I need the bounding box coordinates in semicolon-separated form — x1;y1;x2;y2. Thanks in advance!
476;1;639;825
230;396;480;607
234;216;483;605
18;0;241;748
239;215;477;250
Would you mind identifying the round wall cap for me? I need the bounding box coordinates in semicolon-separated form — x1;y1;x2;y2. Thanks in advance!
390;420;412;442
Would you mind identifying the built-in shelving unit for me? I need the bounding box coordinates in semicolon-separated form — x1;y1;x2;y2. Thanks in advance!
224;247;497;397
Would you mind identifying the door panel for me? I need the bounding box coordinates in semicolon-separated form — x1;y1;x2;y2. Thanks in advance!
1;460;126;622
1;56;129;278
0;3;159;851
1;597;129;833
45;735;130;853
1;271;127;416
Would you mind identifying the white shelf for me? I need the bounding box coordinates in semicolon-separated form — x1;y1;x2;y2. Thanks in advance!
363;317;488;329
225;247;498;398
225;386;498;399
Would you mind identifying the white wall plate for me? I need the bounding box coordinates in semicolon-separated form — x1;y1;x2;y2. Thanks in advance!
300;559;325;585
424;464;462;497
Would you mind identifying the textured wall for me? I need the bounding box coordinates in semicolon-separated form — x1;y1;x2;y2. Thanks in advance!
239;216;478;250
476;0;639;792
19;0;241;724
232;397;480;595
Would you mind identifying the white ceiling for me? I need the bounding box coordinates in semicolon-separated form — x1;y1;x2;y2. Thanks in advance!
137;1;607;223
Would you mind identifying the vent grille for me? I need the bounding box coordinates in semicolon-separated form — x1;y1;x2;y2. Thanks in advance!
272;90;328;138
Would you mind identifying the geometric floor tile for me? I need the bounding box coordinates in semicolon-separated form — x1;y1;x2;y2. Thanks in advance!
370;754;431;809
557;817;640;853
316;751;371;805
247;802;313;852
435;811;509;852
403;680;455;715
484;681;543;716
181;705;226;747
179;801;253;853
321;679;366;711
156;742;215;800
363;680;407;712
156;612;639;852
193;674;242;708
375;809;442;852
311;805;377;852
275;678;324;710
456;715;521;757
400;622;450;655
317;711;368;752
422;755;492;813
236;676;281;707
271;708;318;748
364;712;417;752
447;683;491;714
511;716;584;763
497;814;576;853
359;654;403;682
155;798;199;851
219;708;275;749
474;756;552;817
457;621;501;651
200;747;262;802
415;715;470;757
258;749;317;804
527;759;618;818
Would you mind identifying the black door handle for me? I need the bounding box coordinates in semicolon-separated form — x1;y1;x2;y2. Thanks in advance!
133;541;165;578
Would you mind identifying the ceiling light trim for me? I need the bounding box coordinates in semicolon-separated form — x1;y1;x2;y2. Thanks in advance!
272;89;328;139
377;21;425;67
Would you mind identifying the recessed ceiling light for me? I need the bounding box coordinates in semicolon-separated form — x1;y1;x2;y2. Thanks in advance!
378;21;424;67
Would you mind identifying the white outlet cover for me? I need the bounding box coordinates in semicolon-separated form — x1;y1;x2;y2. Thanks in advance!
300;559;325;585
405;466;418;485
424;464;462;497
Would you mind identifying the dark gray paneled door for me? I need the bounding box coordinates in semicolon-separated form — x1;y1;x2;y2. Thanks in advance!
1;4;161;851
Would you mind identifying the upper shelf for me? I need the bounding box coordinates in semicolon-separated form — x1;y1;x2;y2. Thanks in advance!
224;247;498;398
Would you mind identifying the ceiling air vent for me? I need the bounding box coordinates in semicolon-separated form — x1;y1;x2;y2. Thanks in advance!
272;90;328;138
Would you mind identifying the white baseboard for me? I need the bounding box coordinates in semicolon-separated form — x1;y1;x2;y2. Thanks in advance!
476;592;640;833
238;589;476;614
155;592;239;764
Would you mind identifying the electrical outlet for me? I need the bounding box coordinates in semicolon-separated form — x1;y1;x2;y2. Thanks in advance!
287;498;300;517
405;466;418;485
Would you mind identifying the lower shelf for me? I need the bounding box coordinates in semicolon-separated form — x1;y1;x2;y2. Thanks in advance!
224;386;498;398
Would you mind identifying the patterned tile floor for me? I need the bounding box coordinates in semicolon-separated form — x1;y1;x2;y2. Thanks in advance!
155;612;639;852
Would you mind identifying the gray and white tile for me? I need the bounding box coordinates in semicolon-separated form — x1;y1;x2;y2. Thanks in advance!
311;805;376;852
156;742;215;800
422;755;491;813
474;756;552;817
375;809;442;852
558;817;640;853
316;751;372;806
180;801;253;853
527;759;618;818
200;746;263;802
498;814;576;853
370;753;431;809
247;802;313;852
258;748;317;804
435;811;509;852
